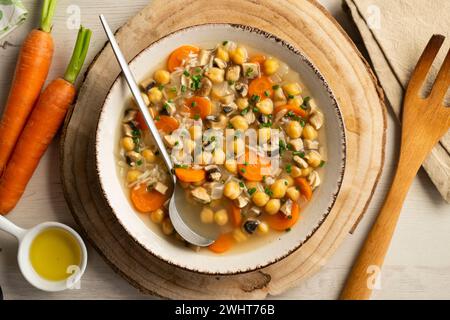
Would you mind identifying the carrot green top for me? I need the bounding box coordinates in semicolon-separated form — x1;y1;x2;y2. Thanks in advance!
40;0;57;33
64;26;92;84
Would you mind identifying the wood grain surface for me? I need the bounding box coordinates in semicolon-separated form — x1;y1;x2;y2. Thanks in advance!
0;0;449;300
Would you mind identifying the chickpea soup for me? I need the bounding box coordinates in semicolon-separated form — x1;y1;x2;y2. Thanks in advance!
117;41;326;254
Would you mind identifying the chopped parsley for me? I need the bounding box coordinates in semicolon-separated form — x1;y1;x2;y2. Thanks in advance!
228;80;235;85
239;181;245;188
191;101;197;107
180;85;187;93
174;164;188;169
158;84;165;91
253;107;259;113
264;187;273;197
285;228;291;232
248;188;257;195
222;40;228;46
287;94;295;99
245;67;254;77
183;70;190;77
264;90;270;97
272;84;280;90
240;107;249;116
293;151;305;158
240;168;246;174
285;164;292;173
319;160;326;167
193;114;200;120
250;94;260;103
279;139;287;156
154;116;160;121
136;160;143;166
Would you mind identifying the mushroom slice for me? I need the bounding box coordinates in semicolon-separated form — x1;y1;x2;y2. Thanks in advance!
205;165;222;182
234;195;250;209
280;199;293;218
206;114;228;130
242;62;260;79
248;206;262;217
197;49;213;66
205;182;224;200
308;171;321;190
222;102;238;114
191;187;211;204
123;109;137;123
243;219;260;234
163;135;178;148
154;182;168;195
122;123;134;137
293;155;309;168
126;151;142;162
213;58;227;69
289;139;304;152
161;101;176;116
243;110;256;125
304;139;319;150
309;110;324;130
196;77;213;97
235;82;248;97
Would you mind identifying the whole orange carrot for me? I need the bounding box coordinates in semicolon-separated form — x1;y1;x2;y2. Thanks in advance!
0;0;58;175
0;26;92;214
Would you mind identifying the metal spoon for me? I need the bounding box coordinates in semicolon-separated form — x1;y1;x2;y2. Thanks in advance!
99;14;214;247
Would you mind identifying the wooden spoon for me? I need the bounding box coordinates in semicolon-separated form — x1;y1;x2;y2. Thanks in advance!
340;34;450;300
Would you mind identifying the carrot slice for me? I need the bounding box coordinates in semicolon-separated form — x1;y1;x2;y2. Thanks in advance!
130;184;168;213
135;109;156;131
274;103;308;118
294;177;313;200
249;54;266;65
265;202;300;231
167;45;200;72
155;115;179;134
175;168;206;182
237;151;270;182
184;96;212;119
229;204;242;227
208;233;235;254
248;76;273;100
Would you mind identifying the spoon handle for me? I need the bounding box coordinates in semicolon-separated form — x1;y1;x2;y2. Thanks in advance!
0;215;26;240
99;15;175;181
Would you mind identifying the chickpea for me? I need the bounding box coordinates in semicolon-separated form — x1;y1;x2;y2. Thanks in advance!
230;115;249;130
263;58;279;75
189;125;202;140
214;209;229;226
286;186;300;201
213;149;226;164
286;121;302;139
236;98;249;110
290;166;302;178
258;127;271;143
245;181;260;190
302;124;318;140
265;199;281;215
283;83;302;97
150;209;165;224
306;150;322;168
216;47;230;62
225;159;238;174
233;138;245;154
206;67;225;83
224;181;241;200
209;199;221;208
283;176;294;187
289;96;303;108
200;207;214;224
301;167;313;177
233;229;248;242
257;222;269;234
142;149;156;162
252;191;270;207
154;69;170;85
256;98;274;115
230;46;248;64
162;218;174;235
270;179;288;198
147;87;163;103
126;170;141;183
122;137;135;151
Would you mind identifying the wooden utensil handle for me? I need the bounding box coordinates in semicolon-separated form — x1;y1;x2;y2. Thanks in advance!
339;161;420;300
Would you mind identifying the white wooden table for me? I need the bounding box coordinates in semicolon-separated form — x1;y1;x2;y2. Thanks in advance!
0;0;449;300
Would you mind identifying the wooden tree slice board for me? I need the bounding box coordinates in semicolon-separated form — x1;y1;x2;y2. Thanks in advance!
60;0;386;299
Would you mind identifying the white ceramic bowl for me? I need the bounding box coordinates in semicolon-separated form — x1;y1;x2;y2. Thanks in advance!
96;24;346;275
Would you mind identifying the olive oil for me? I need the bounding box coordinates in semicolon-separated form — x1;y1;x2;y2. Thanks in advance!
29;228;81;281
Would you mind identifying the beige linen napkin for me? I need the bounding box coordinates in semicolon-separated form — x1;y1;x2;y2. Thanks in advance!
345;0;450;202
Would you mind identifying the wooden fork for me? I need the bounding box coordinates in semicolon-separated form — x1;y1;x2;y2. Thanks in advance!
340;34;450;300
